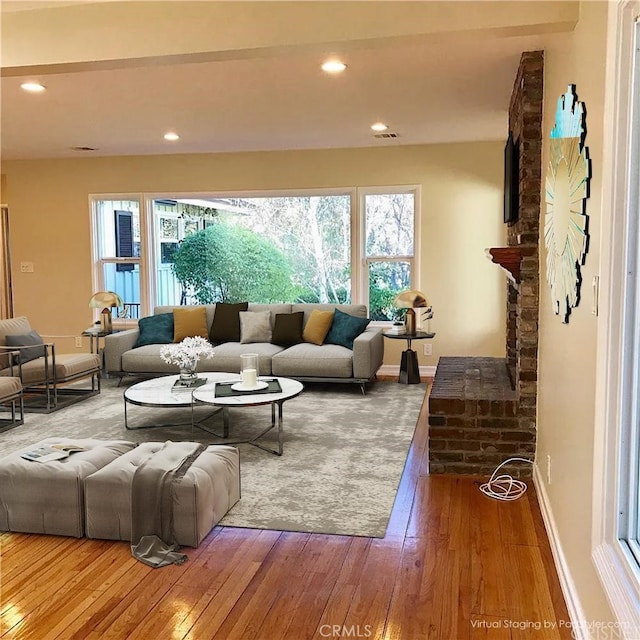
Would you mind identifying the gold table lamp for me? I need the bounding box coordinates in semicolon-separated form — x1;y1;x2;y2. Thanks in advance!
393;290;432;335
89;291;123;331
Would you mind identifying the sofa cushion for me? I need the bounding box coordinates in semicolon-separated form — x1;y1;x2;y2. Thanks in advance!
291;303;367;321
121;342;284;375
247;303;291;319
174;307;209;342
203;342;284;375
0;317;31;345
0;377;22;401
272;312;304;346
324;309;371;350
122;345;183;374
239;310;272;344
302;310;334;345
1;353;101;385
209;302;249;343
272;343;353;378
135;313;174;347
5;330;46;363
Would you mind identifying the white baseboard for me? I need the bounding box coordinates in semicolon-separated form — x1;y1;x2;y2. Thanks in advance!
377;364;437;378
533;465;588;640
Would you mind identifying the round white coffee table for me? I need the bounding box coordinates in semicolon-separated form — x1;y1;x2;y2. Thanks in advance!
123;372;233;430
192;376;303;456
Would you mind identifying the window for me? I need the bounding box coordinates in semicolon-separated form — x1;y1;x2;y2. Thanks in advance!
593;4;640;633
90;187;419;319
362;190;416;321
152;201;210;306
618;17;640;569
91;197;144;319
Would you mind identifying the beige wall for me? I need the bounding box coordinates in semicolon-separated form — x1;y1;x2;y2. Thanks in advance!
1;1;578;69
537;0;613;624
2;142;506;359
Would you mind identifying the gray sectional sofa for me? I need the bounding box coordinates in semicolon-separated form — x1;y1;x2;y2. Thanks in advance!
104;304;383;390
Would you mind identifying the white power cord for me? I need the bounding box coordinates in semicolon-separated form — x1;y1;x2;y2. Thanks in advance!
479;457;534;501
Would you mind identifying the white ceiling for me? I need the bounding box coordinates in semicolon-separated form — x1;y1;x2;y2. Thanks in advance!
0;2;568;160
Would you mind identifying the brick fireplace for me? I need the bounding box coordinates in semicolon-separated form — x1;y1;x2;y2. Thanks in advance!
428;51;543;477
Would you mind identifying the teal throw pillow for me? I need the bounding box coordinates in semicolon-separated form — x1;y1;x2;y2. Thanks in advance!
324;309;371;350
135;313;174;347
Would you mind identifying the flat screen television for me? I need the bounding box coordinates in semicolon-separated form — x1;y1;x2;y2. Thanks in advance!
503;131;520;224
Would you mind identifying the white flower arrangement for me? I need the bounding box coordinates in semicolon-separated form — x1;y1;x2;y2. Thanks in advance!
160;336;215;371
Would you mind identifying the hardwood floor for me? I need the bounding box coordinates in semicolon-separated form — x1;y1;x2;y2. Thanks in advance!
0;382;572;640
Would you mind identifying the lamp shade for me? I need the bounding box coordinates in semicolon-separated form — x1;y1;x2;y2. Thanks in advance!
393;290;430;309
89;291;123;309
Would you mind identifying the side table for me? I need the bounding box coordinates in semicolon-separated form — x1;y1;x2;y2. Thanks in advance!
383;330;435;384
82;328;121;374
82;328;120;355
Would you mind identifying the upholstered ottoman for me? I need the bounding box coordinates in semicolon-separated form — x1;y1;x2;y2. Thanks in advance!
0;438;137;537
85;443;240;547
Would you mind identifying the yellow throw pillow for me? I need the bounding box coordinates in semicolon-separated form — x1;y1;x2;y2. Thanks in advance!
173;307;209;342
302;310;334;345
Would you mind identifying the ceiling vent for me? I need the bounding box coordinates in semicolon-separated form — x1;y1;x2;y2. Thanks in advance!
70;146;98;152
373;132;399;139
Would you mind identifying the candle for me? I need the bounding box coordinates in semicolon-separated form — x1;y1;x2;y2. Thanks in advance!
242;368;257;388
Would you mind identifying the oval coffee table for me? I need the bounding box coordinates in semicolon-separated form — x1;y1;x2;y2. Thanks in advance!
123;372;233;430
192;376;303;456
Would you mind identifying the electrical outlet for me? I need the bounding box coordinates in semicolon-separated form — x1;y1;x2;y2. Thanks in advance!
20;261;34;273
423;343;432;356
546;454;552;484
75;337;82;348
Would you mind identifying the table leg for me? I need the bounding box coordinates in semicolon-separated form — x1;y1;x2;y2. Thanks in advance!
191;405;229;437
250;401;283;456
399;349;421;384
193;401;284;456
125;397;222;430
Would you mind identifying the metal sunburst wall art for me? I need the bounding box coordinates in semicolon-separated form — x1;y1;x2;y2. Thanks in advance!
544;84;591;323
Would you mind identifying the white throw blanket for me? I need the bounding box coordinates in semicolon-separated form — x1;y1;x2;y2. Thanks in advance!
130;441;207;568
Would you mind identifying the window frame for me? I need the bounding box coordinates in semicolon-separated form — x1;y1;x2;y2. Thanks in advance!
592;1;640;632
357;185;421;322
620;14;640;563
89;194;148;322
90;186;420;320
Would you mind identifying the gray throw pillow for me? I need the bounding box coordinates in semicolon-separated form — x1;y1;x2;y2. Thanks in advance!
239;310;272;344
5;330;46;363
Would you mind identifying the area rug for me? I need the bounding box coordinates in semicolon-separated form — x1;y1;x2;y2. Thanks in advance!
0;379;426;538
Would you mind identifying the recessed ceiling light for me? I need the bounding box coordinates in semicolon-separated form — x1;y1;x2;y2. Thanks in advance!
321;60;347;74
371;122;389;132
20;82;46;93
164;132;180;141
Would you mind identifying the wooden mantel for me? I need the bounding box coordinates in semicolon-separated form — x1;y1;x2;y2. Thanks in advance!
485;247;523;284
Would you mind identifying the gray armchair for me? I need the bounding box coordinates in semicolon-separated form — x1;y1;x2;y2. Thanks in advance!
0;351;23;431
0;317;100;412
